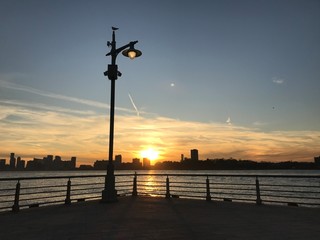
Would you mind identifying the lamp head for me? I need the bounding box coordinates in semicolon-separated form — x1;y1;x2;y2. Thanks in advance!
122;45;142;59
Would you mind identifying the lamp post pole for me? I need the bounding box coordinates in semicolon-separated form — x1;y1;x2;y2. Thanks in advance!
101;27;141;202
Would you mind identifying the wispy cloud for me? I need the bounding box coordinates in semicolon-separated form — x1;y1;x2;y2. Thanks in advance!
2;99;320;164
0;80;136;114
272;77;285;85
1;80;319;164
0;80;108;108
253;121;267;126
0;99;95;116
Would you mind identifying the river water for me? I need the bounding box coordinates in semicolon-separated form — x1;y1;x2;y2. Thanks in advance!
0;170;319;210
1;169;320;178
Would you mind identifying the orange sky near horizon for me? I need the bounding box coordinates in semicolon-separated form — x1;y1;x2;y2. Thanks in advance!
1;1;320;167
1;97;319;166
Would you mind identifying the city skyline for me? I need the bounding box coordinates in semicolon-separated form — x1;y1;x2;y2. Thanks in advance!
1;151;319;171
1;1;320;165
1;147;319;169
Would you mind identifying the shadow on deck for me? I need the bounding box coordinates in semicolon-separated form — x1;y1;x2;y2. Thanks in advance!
0;196;319;240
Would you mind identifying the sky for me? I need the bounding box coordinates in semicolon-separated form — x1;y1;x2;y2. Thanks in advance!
0;0;319;165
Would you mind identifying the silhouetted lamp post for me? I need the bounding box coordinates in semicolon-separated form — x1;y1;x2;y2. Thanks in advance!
101;27;141;202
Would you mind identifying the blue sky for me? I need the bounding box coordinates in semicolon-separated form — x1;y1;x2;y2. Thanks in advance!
1;0;319;164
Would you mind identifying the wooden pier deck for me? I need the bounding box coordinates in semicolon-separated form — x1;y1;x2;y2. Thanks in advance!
0;196;319;240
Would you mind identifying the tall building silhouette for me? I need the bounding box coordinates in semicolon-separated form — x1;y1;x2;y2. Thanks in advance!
115;155;122;165
16;156;25;170
190;149;199;161
10;153;16;169
70;157;76;169
0;159;6;169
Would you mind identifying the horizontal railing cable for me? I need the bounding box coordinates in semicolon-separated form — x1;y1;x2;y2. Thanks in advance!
1;172;319;213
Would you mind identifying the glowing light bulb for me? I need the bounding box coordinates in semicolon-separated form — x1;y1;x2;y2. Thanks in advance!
128;51;137;59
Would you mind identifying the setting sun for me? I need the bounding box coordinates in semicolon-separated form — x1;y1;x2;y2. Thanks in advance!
140;148;159;161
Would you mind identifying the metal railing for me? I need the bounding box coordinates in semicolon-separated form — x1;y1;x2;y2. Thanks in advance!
0;173;319;213
134;173;320;206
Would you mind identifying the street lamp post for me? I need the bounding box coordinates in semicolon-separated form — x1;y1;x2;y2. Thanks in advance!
101;27;141;202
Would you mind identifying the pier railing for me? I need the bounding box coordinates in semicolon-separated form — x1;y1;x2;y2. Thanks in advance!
0;173;319;212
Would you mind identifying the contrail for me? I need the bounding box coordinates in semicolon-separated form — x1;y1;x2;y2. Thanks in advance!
128;93;140;116
226;117;232;125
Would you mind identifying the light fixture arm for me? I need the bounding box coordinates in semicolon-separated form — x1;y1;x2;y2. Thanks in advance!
105;29;138;65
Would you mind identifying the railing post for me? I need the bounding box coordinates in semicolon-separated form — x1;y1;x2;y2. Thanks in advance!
65;178;71;205
165;176;170;199
132;172;138;197
12;180;20;212
255;177;262;205
206;176;211;201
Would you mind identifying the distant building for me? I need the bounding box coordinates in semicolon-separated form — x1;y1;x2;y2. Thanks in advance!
16;157;25;170
26;158;43;170
70;157;76;169
26;155;76;170
181;154;184;162
191;149;199;161
94;160;107;170
143;158;151;168
0;159;6;170
43;155;53;168
79;164;93;170
315;156;320;165
10;153;16;169
132;158;142;168
47;155;54;162
115;155;122;165
54;155;62;164
132;158;140;164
